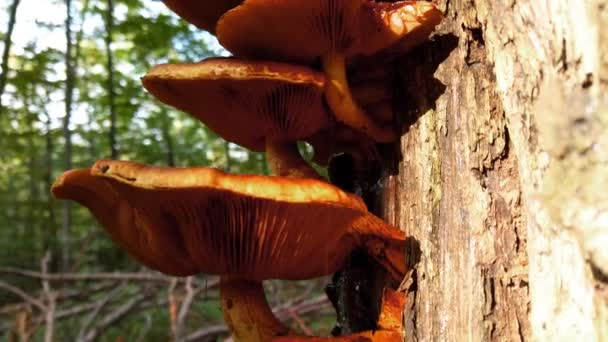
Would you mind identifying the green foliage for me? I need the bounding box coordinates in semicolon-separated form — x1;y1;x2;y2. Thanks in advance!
0;0;331;340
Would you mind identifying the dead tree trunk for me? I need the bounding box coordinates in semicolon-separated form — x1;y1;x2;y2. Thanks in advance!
381;1;608;340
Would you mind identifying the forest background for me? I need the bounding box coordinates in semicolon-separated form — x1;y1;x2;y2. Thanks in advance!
0;0;333;340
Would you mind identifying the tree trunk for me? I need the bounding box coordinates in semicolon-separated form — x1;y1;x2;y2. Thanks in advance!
104;0;118;160
224;141;232;172
379;1;608;340
61;0;75;271
43;109;57;257
0;0;21;115
160;108;176;167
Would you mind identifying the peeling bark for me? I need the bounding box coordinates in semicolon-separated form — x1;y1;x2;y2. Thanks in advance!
377;0;608;340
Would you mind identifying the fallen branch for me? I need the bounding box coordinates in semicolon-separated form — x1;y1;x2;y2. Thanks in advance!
0;267;193;283
41;252;56;342
0;281;46;311
0;281;117;315
186;294;332;341
80;292;149;342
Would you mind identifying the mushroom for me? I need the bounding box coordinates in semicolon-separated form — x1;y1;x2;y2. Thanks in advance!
216;0;442;142
160;0;242;34
50;168;199;276
142;57;328;179
52;160;408;341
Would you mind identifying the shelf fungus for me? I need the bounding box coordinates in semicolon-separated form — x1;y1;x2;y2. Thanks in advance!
142;57;328;179
52;160;407;341
217;0;442;142
159;0;242;34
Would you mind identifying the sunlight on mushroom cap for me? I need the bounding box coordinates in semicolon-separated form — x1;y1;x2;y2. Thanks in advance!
52;160;371;280
216;0;443;63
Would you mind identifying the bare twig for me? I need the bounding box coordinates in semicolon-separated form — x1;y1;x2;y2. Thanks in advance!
41;252;56;342
0;277;222;335
0;267;190;283
286;308;314;336
135;313;153;342
175;277;196;341
0;281;45;311
185;324;230;342
80;292;148;342
186;294;332;341
168;278;178;339
0;289;169;333
0;281;116;315
76;283;126;340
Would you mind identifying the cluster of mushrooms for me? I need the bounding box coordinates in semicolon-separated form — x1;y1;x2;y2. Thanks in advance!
52;1;441;341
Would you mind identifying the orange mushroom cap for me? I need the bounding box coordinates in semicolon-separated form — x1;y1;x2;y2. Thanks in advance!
52;160;377;280
160;0;242;34
51;169;199;276
217;0;443;63
216;0;441;143
142;58;329;152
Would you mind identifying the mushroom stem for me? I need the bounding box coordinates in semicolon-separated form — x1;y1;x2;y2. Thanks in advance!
266;140;322;179
322;52;396;143
220;276;290;342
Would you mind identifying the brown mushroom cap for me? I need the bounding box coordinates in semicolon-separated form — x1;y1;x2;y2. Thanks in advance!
217;0;443;63
52;160;372;280
160;0;242;34
142;58;329;152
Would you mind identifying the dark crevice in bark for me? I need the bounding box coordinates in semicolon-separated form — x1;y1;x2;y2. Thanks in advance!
590;263;608;284
326;153;385;335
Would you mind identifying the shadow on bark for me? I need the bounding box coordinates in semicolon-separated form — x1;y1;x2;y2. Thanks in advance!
327;154;423;336
383;33;459;175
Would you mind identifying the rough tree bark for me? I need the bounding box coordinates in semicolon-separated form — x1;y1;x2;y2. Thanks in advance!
377;1;608;341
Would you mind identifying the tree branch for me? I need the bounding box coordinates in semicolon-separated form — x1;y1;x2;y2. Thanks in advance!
0;267;214;284
80;292;148;342
0;281;45;311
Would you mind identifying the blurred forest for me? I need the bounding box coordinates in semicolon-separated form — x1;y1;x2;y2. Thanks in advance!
0;0;332;340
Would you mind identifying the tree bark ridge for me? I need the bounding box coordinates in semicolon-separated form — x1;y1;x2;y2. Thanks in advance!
379;0;607;340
